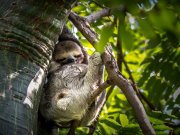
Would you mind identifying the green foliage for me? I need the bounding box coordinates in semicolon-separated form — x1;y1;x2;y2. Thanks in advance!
69;0;180;134
120;114;129;127
95;117;142;135
95;25;114;53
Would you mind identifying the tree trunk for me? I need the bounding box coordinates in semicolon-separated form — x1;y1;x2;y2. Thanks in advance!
0;0;75;135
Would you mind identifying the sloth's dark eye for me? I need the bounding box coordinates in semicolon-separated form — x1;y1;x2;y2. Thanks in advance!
75;54;81;58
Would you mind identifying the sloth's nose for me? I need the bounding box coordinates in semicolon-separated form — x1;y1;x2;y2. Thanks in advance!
66;57;75;63
62;57;75;65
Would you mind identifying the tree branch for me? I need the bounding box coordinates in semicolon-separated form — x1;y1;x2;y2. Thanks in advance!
116;19;123;72
102;47;156;135
89;81;110;104
88;84;114;135
69;11;156;135
69;12;98;45
86;8;111;23
67;120;79;135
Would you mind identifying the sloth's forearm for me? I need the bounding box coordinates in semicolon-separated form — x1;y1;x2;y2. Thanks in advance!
85;52;103;85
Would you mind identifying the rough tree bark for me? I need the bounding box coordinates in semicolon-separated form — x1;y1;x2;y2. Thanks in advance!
0;0;76;135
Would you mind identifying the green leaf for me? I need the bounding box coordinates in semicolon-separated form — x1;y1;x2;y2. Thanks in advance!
119;114;129;127
154;125;172;131
137;18;155;38
100;117;121;129
95;25;114;53
98;120;119;135
149;111;177;120
119;23;134;50
117;124;143;135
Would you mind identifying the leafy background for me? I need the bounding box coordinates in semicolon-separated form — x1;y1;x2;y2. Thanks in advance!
62;0;180;134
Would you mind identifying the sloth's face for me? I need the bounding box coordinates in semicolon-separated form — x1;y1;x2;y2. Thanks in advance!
53;41;84;66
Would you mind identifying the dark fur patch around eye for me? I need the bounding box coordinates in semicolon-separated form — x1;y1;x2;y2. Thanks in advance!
56;58;66;63
75;54;82;58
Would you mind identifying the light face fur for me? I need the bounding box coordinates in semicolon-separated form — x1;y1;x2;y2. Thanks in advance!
40;41;104;126
49;41;84;73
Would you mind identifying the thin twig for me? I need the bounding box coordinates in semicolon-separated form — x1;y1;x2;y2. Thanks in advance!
89;81;110;104
122;58;156;110
116;19;123;72
67;120;79;135
116;19;156;110
87;85;115;135
86;8;111;23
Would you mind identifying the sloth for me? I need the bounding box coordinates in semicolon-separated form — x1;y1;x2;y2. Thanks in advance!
48;40;85;74
39;40;105;128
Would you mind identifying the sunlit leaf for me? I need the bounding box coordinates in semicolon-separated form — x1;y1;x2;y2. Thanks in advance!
119;114;129;127
116;94;127;101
